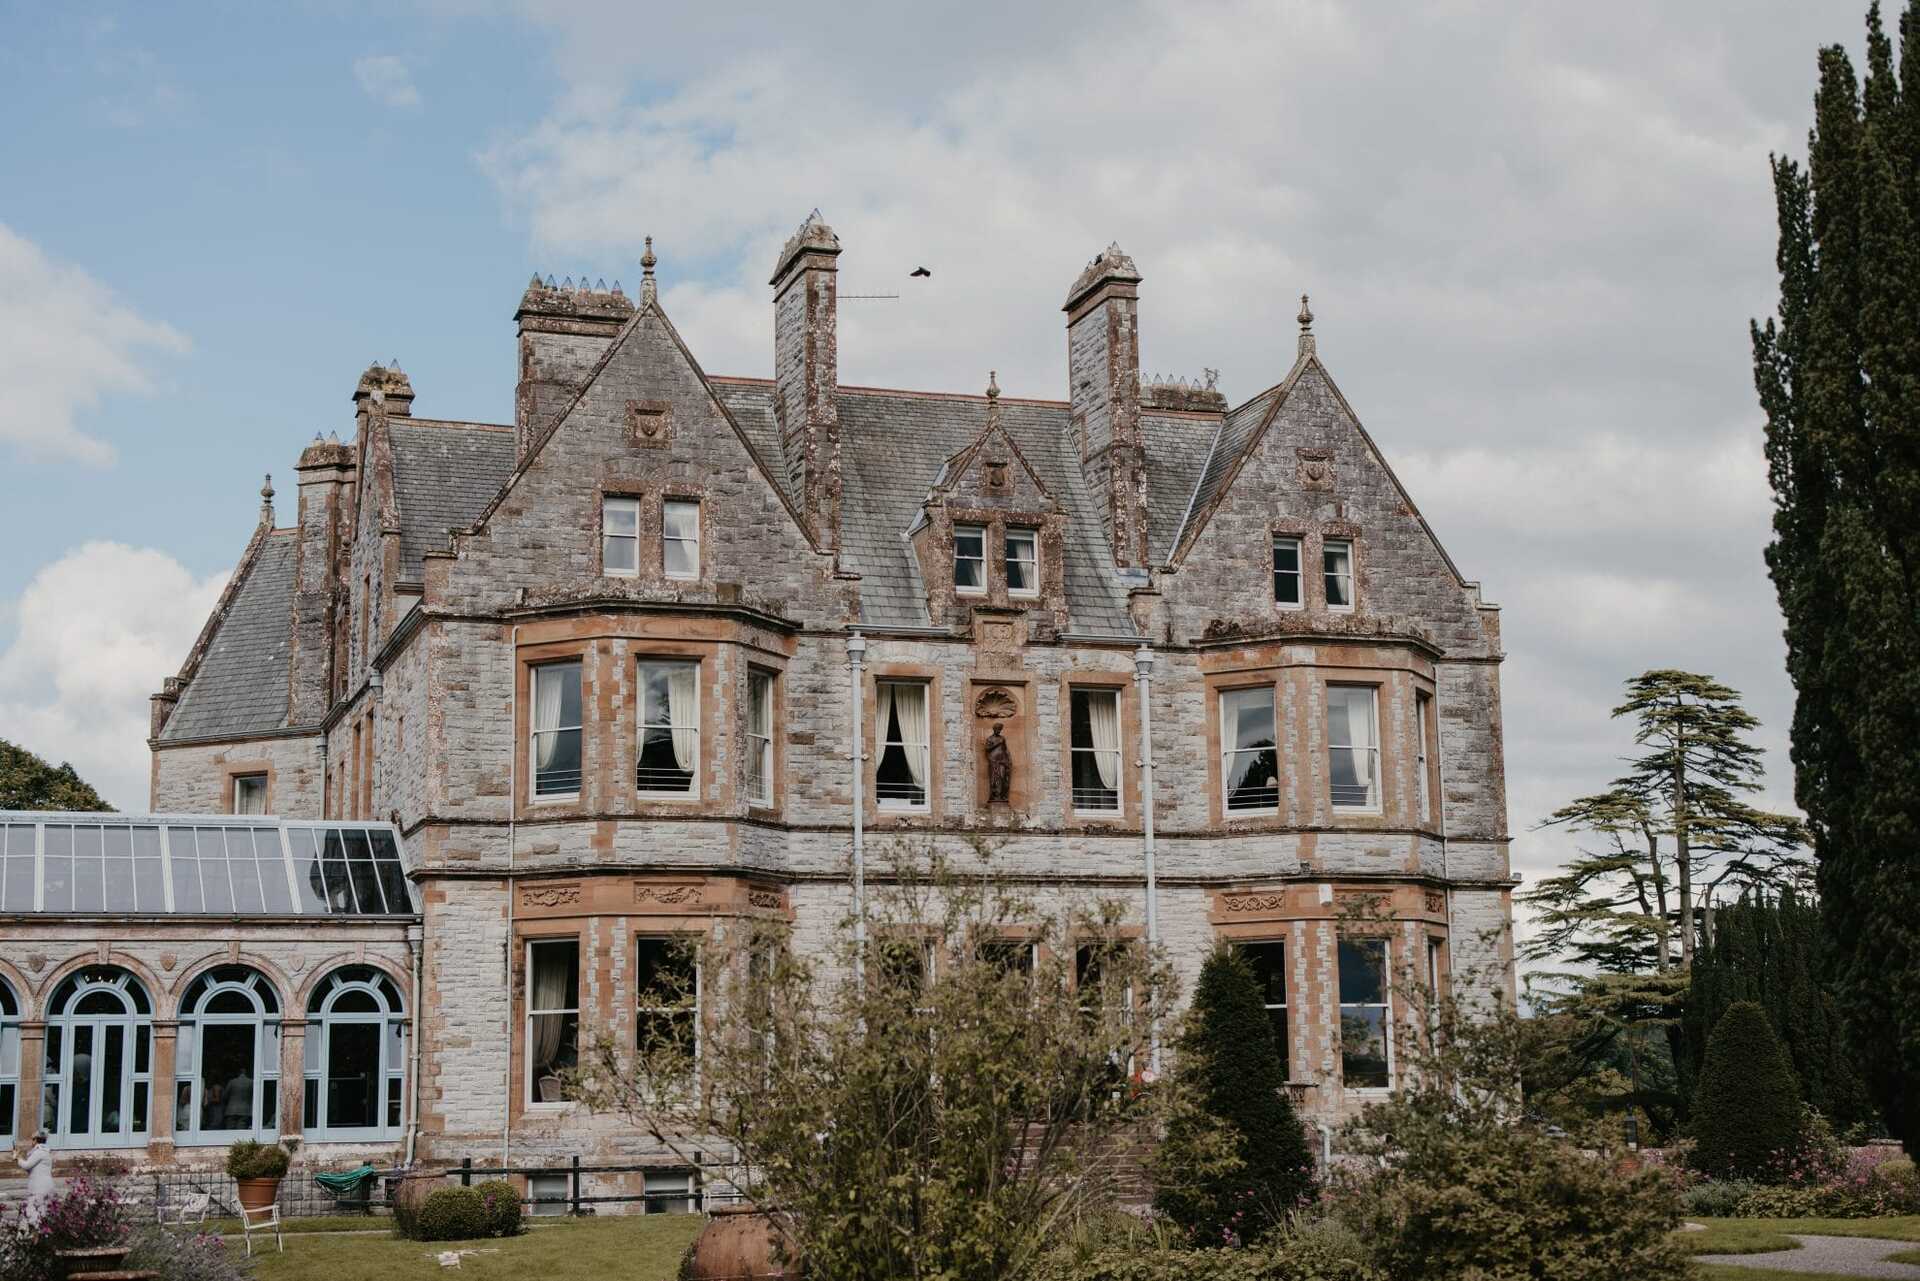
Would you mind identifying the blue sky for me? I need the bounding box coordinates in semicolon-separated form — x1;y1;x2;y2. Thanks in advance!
0;1;1863;928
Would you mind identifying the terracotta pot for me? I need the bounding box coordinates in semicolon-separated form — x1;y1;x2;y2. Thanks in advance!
684;1203;795;1280
235;1177;281;1213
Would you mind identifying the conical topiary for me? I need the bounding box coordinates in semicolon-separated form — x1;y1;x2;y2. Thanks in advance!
1152;947;1314;1242
1692;1000;1802;1180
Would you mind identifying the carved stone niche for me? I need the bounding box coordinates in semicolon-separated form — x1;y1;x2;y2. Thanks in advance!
969;679;1032;816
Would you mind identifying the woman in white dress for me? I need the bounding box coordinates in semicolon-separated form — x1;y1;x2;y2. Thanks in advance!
17;1131;54;1224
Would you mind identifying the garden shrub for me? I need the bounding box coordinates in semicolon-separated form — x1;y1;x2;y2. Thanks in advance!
415;1186;493;1241
122;1224;254;1281
1691;1002;1802;1181
473;1179;524;1237
1153;948;1315;1245
1733;1183;1828;1219
1678;1179;1761;1217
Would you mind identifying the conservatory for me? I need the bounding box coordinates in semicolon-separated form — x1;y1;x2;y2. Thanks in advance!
0;812;420;1157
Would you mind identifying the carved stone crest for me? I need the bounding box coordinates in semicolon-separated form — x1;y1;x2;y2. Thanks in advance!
634;884;702;906
1297;448;1335;491
159;952;179;973
1424;891;1446;915
973;687;1018;720
627;399;674;448
521;883;582;909
984;456;1011;493
26;952;47;974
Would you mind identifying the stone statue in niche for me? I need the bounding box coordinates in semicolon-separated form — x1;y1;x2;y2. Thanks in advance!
984;723;1013;804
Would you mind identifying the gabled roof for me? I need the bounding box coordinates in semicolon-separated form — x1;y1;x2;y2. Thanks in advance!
387;420;517;580
159;530;298;742
711;381;1138;633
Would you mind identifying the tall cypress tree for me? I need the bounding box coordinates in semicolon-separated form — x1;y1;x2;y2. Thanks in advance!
1758;2;1920;1157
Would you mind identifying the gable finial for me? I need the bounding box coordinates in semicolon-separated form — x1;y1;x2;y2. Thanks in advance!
640;235;658;306
986;370;999;401
1297;293;1316;359
259;473;275;525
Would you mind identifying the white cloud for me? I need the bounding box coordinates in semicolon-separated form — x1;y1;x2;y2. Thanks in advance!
0;224;191;466
471;0;1835;968
354;54;422;108
0;543;227;810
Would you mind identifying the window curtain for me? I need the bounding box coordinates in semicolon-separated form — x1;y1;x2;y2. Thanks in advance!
1222;695;1251;790
1350;693;1375;790
893;684;928;788
666;666;698;774
1088;694;1120;791
534;666;564;770
531;954;569;1074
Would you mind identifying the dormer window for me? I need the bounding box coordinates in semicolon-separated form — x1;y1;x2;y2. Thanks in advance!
1005;529;1038;596
1323;539;1354;611
954;526;987;594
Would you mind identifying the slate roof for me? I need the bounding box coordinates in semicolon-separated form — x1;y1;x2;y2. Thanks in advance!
160;531;297;741
1179;379;1288;555
388;420;518;580
712;382;1140;633
1141;411;1219;564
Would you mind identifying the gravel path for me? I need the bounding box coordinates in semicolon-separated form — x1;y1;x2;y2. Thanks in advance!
1695;1233;1920;1278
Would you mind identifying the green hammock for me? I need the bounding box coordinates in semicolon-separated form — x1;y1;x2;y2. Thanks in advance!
312;1165;378;1194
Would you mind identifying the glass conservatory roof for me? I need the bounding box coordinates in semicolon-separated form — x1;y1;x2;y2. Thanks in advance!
0;813;417;918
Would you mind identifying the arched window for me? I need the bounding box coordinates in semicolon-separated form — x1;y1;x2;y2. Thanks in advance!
174;966;282;1143
303;966;406;1140
1;978;18;1147
42;967;152;1149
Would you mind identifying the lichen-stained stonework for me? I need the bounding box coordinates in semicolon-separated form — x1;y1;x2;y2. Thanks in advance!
135;219;1517;1175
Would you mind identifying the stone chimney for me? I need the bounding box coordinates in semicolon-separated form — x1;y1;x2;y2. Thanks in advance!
770;211;842;546
514;276;635;461
289;434;356;724
1064;243;1150;568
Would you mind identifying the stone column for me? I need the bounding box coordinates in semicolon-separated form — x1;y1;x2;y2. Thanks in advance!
149;1021;177;1161
279;1020;306;1139
15;1022;44;1140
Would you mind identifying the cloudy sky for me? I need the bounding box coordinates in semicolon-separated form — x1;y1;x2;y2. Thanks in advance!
0;0;1867;924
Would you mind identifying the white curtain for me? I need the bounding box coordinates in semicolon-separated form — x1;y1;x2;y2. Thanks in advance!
666;666;698;773
665;502;699;577
1088;693;1120;791
534;666;565;769
1344;691;1376;790
892;683;928;788
531;951;569;1073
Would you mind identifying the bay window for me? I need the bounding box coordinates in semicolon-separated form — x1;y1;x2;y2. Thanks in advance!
1416;691;1435;824
638;661;699;796
1069;688;1121;813
875;680;931;810
1235;941;1289;1079
1272;536;1303;607
1338;938;1391;1090
1328;685;1380;810
635;938;700;1062
530;661;583;800
1220;687;1279;813
747;670;775;807
527;940;580;1105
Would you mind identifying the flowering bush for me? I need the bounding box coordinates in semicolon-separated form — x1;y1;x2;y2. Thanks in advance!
1733;1138;1920;1218
0;1177;128;1281
122;1224;255;1281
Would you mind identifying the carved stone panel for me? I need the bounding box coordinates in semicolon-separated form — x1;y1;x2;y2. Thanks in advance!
627;399;674;448
1297;448;1335;491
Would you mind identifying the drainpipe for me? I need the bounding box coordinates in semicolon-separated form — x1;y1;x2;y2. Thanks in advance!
1133;645;1159;1076
503;624;520;1168
847;632;868;984
405;922;423;1166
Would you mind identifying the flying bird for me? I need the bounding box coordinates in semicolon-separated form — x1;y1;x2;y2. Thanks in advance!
910;266;931;278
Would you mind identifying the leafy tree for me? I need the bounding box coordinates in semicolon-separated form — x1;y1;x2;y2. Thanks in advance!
1691;1001;1803;1180
0;738;112;812
1336;959;1690;1281
1687;892;1875;1129
1522;671;1809;977
1756;0;1920;1159
571;847;1216;1281
1152;947;1315;1244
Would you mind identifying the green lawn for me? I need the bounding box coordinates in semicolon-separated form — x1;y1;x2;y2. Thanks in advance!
242;1214;704;1281
1680;1215;1920;1278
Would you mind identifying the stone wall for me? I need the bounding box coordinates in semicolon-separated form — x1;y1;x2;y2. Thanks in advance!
150;734;324;817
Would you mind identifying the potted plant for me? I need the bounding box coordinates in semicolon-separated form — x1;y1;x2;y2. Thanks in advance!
226;1139;292;1214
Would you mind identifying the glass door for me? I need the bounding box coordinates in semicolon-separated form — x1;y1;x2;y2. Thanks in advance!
322;1019;383;1135
53;1020;145;1148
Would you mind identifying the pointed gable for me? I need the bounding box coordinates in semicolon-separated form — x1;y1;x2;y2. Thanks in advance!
928;374;1059;516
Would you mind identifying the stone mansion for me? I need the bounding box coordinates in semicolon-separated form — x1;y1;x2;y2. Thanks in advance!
0;215;1513;1187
